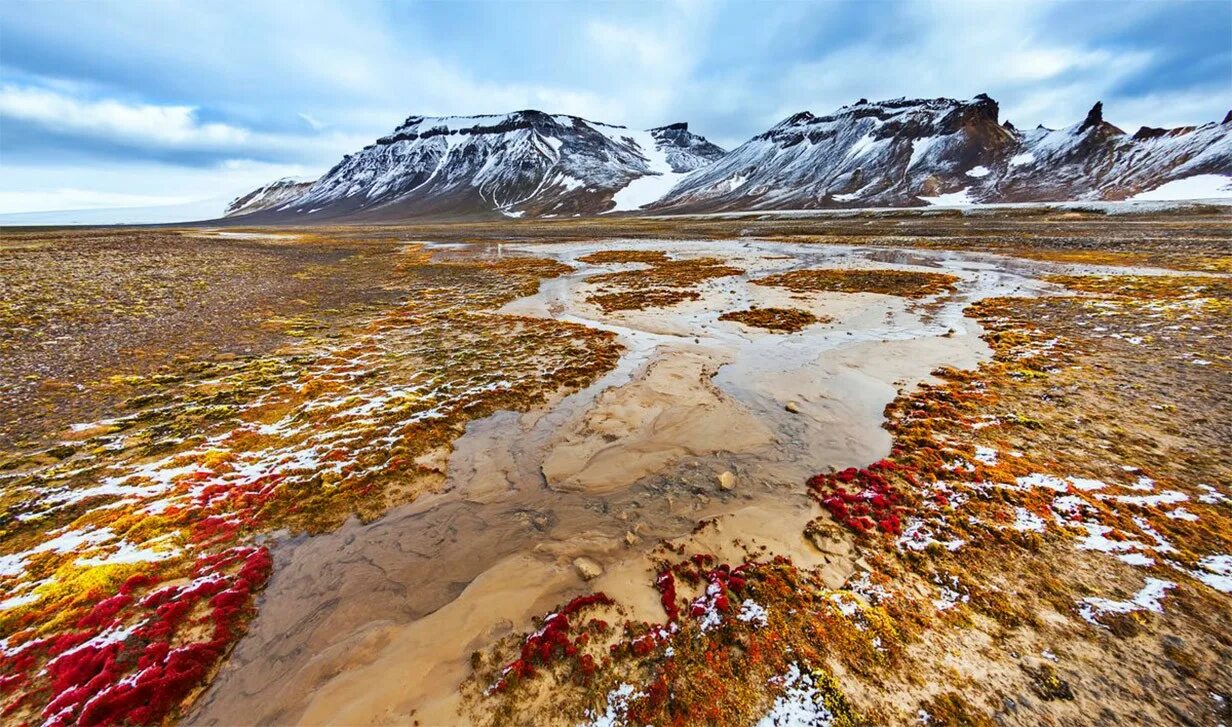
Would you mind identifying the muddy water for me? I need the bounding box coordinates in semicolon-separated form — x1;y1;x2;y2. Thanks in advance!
188;239;1047;726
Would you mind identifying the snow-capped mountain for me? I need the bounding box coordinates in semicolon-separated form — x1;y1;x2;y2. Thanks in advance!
223;177;316;217
650;95;1232;212
228;111;725;221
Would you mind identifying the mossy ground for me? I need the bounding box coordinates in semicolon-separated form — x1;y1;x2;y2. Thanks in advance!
718;307;826;332
466;255;1231;725
752;268;958;298
583;253;744;312
0;232;621;724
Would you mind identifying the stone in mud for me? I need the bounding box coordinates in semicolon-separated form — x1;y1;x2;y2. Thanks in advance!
785;401;801;413
624;531;640;546
718;470;737;490
804;519;853;556
573;556;604;580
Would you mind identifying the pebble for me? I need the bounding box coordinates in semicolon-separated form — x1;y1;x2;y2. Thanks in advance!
718;470;737;490
785;401;801;413
573;556;603;580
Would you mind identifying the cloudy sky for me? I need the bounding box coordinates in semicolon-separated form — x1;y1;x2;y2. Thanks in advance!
1;0;1229;219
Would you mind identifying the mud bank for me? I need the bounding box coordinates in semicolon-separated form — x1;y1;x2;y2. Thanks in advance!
188;239;1045;725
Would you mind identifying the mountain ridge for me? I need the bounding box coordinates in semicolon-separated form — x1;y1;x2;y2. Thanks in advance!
223;97;1232;221
650;95;1231;212
226;110;726;220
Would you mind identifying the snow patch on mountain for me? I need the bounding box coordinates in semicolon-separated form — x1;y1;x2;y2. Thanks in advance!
605;127;689;212
920;188;975;206
1128;174;1232;201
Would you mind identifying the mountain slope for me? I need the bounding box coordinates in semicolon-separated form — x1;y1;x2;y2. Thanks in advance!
650;96;1232;212
230;112;725;221
224;177;315;217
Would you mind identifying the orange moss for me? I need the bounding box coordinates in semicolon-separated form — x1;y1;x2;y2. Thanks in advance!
719;307;826;332
753;268;958;298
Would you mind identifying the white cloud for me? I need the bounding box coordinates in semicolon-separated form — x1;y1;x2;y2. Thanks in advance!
0;188;201;214
740;0;1182;135
0;85;250;148
0;158;314;217
298;112;329;131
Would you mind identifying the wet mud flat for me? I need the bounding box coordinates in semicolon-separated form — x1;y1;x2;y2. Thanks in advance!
1;213;1229;726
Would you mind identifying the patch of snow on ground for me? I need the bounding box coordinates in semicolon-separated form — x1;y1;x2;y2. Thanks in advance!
1129;174;1232;201
737;599;769;627
696;581;726;632
724;174;748;191
755;663;836;727
1197;484;1229;504
1009;152;1035;167
584;683;640;727
1194;554;1232;593
898;520;965;552
1012;507;1046;532
909;136;940;169
1068;477;1106;492
933;574;969;611
1078;578;1175;625
966;165;991;178
1076;522;1144;553
1017;473;1068;492
1110;490;1188;506
973;446;998;465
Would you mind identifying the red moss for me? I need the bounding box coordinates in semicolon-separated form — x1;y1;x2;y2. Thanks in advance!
656;568;680;623
492;592;614;692
5;547;274;727
76;594;133;630
807;459;913;535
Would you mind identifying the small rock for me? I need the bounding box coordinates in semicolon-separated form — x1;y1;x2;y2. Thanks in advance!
784;401;801;414
624;531;639;546
717;470;737;490
805;526;853;557
573;556;603;580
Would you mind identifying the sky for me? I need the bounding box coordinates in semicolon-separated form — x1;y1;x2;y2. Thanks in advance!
1;0;1229;220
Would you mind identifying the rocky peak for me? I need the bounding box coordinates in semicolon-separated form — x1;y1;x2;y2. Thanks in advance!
650;121;727;172
1077;101;1104;133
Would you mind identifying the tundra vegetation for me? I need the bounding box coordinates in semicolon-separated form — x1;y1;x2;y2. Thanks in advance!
1;207;1229;725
